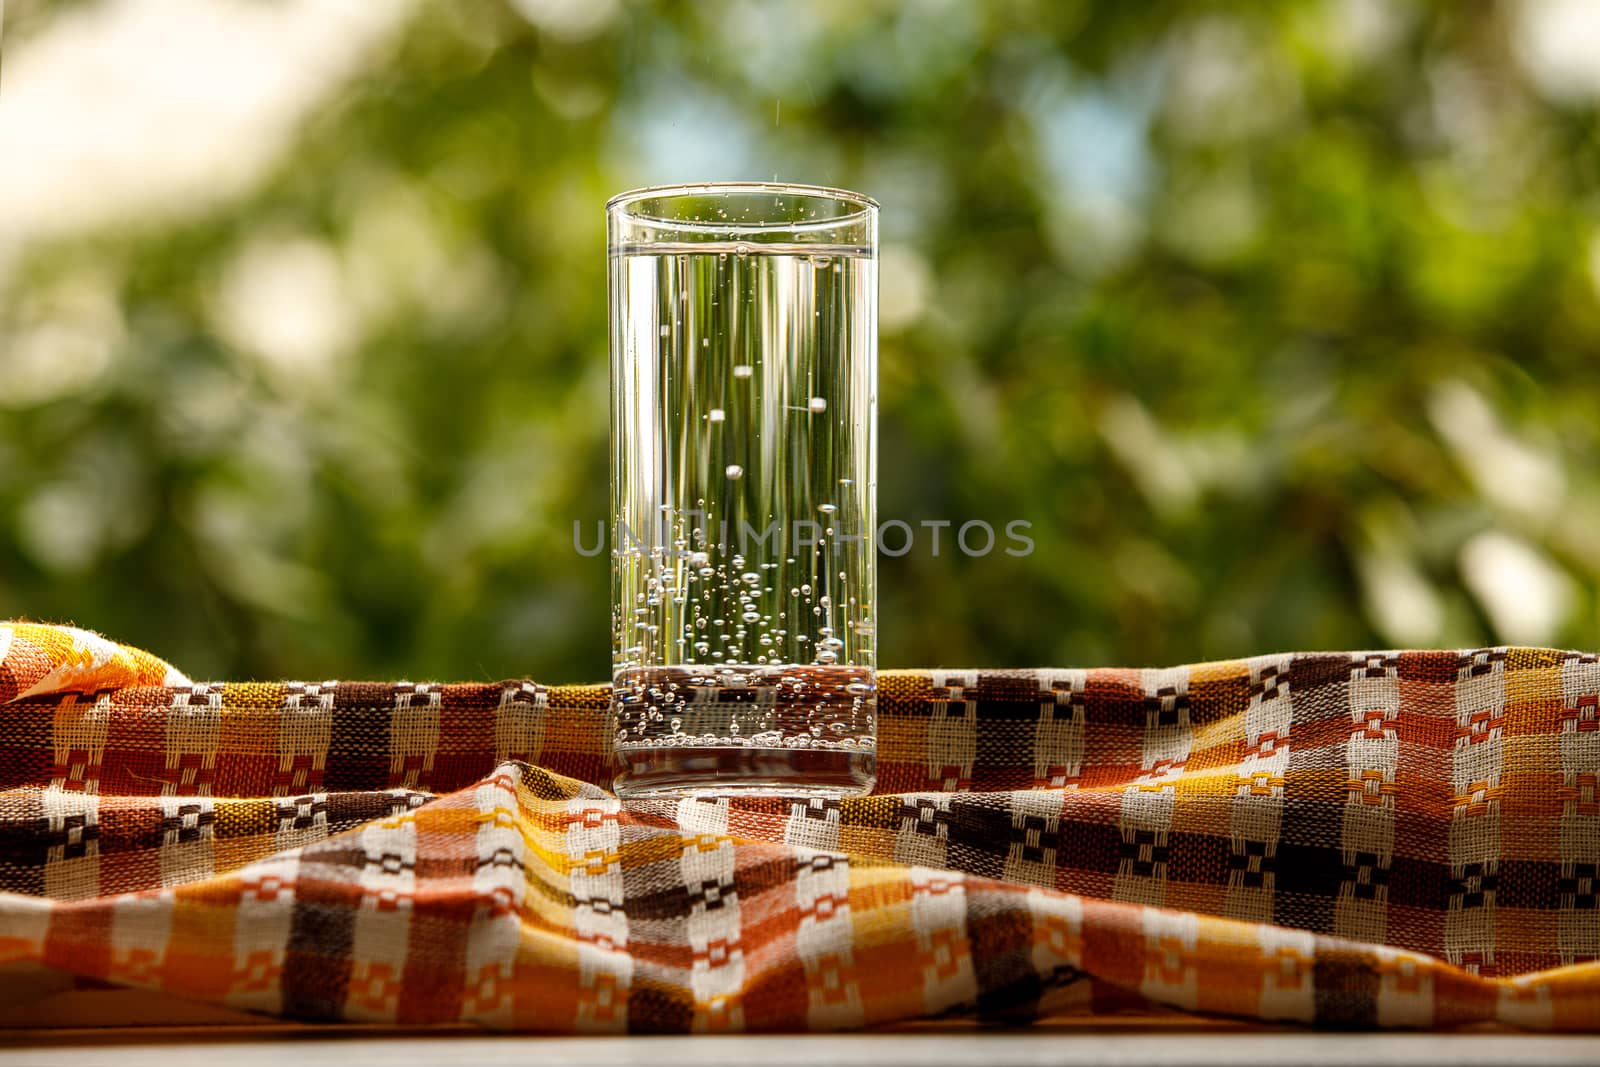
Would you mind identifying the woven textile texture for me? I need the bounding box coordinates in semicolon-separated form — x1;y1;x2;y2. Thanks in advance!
1;622;1597;1031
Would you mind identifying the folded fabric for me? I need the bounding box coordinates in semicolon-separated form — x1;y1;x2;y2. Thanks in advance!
0;621;1596;1031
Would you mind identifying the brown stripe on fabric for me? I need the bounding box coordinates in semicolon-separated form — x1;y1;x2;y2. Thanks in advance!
0;787;47;895
967;672;1064;794
966;885;1045;1021
1186;666;1253;729
325;688;393;793
1054;810;1125;888
429;683;502;790
624;972;696;1033
281;842;365;1019
1082;669;1148;727
1312;945;1381;1027
1166;829;1233;889
0;699;54;790
971;718;1042;793
1386;850;1454;955
1272;654;1353;936
944;794;1015;882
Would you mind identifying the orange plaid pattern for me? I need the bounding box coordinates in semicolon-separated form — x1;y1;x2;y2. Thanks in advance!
2;623;1599;1031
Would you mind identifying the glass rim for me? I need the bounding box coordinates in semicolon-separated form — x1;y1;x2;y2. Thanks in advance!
606;181;877;236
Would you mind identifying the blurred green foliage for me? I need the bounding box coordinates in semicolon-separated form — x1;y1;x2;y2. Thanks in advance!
3;0;1599;682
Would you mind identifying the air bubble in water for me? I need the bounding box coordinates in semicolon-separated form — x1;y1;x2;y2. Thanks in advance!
659;325;670;337
741;610;761;623
733;365;753;379
725;464;743;479
817;503;836;514
708;409;725;423
741;572;760;585
808;396;827;413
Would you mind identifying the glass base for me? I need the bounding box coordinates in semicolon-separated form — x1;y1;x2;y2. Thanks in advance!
613;746;875;799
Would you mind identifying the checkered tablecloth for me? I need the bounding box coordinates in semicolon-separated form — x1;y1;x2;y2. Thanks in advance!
1;622;1596;1030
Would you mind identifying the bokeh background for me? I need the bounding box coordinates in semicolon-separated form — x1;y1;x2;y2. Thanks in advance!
2;0;1599;683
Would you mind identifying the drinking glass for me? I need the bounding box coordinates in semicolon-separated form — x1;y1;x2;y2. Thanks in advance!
608;182;878;797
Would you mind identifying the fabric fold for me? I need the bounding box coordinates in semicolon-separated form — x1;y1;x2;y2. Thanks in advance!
1;624;1597;1030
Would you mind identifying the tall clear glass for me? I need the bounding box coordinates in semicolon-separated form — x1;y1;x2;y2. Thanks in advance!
608;183;878;797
